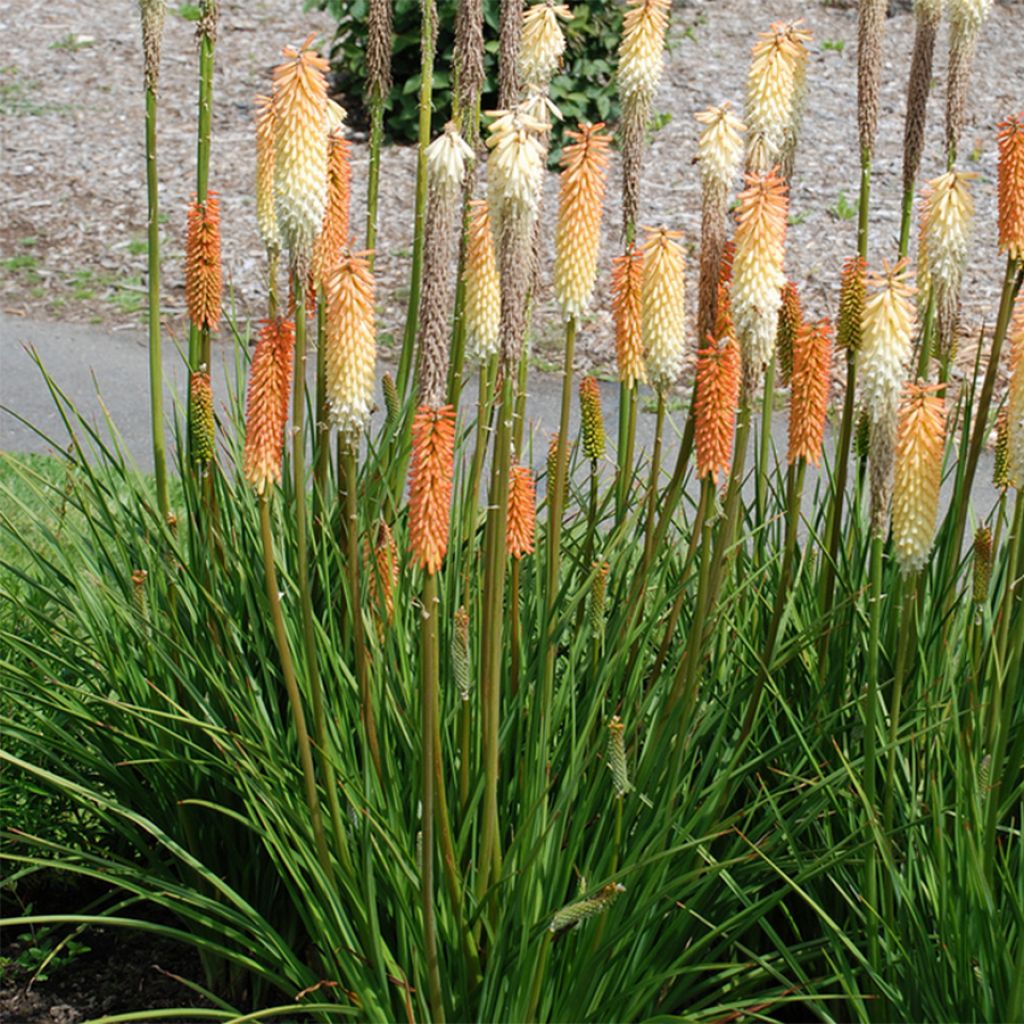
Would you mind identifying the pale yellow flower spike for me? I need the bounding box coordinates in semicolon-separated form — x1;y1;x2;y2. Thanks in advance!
641;226;686;392
745;21;812;172
695;103;747;198
918;170;975;356
618;0;671;104
520;3;570;91
464;200;501;360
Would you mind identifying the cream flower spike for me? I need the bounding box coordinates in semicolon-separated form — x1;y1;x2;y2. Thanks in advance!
520;2;570;90
695;103;747;195
486;105;547;214
426;122;475;196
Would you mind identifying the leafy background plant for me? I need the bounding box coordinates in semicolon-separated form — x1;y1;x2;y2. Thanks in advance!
311;0;622;148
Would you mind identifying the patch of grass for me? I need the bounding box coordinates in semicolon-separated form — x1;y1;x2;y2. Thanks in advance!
822;38;846;53
126;238;149;256
2;255;39;273
50;32;95;52
175;2;202;20
830;190;859;221
788;210;810;227
18;237;37;249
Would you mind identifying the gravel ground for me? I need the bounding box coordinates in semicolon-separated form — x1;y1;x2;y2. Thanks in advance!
0;0;1021;377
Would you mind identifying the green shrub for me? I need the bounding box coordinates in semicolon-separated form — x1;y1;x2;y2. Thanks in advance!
312;0;622;146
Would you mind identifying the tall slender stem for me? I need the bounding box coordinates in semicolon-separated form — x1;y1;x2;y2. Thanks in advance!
143;87;169;520
616;382;637;523
344;447;382;780
188;27;215;373
863;531;885;979
540;317;577;751
420;569;445;1022
642;391;666;568
397;0;435;399
258;496;330;873
477;376;514;900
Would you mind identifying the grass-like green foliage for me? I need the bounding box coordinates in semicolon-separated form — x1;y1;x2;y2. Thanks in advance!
1;332;1022;1019
314;0;621;147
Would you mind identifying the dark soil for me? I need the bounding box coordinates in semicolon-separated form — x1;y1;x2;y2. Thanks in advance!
1;911;214;1024
1;876;214;1024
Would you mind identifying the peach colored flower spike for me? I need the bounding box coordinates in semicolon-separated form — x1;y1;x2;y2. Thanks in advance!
997;113;1024;261
243;319;295;495
326;249;377;444
731;170;789;389
506;463;536;560
893;382;946;574
272;37;329;263
611;245;646;388
788;318;833;467
555;123;612;319
408;405;457;574
254;95;279;255
185;192;223;332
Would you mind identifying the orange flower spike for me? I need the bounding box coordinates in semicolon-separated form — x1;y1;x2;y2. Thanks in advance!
243;318;295;495
695;335;741;486
611;245;646;387
787;317;833;467
408;405;457;574
554;122;612;318
185;192;223;332
311;128;352;289
997;113;1024;261
506;463;537;560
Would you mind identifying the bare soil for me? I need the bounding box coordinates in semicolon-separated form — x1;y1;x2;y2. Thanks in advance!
1;0;1021;377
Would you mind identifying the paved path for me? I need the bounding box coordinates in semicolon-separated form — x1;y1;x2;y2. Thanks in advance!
0;313;1001;524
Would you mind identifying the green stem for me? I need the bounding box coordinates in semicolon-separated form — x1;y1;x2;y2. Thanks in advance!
897;182;915;261
420;570;445;1023
857;157;871;262
188;28;215;372
366;97;385;259
755;356;777;554
882;573;917;922
344;447;382;781
540;317;577;753
143;87;169;521
642;391;666;570
945;258;1021;569
477;376;515;901
739;459;806;747
258;496;330;873
615;382;637;524
397;0;435;399
863;531;885;980
817;347;858;683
